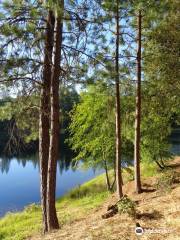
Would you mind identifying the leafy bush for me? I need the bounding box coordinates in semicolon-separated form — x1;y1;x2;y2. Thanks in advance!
156;170;177;192
117;195;136;217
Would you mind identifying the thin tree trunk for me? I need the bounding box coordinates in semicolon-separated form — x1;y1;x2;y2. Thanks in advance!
155;160;164;170
103;159;111;191
134;11;142;194
46;7;64;231
113;157;116;182
110;177;116;192
115;0;123;199
160;158;166;167
39;10;54;233
110;158;116;191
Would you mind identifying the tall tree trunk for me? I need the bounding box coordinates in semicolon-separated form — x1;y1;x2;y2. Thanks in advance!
46;7;63;231
134;11;142;194
103;159;111;191
115;0;123;199
39;10;55;233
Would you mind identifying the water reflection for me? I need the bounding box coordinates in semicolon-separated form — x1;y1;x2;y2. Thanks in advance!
0;139;179;217
0;150;103;217
0;148;74;174
170;142;180;155
0;155;37;174
0;141;180;175
0;157;11;174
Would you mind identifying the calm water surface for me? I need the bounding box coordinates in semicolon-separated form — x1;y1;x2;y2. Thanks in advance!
0;137;179;218
0;155;103;217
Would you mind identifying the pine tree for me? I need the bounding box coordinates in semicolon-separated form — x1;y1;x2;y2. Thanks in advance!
39;9;55;233
134;10;142;194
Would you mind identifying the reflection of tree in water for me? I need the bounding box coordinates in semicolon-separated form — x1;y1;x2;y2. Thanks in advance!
58;148;74;174
16;154;39;169
0;147;74;174
0;154;39;174
0;157;11;173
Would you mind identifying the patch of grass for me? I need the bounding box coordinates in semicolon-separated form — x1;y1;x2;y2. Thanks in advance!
0;205;42;240
0;173;109;240
122;161;158;184
0;160;162;240
141;161;158;177
56;191;109;226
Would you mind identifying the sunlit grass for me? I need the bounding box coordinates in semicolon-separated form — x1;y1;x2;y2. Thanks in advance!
0;173;109;240
141;161;158;177
0;161;158;240
0;205;42;240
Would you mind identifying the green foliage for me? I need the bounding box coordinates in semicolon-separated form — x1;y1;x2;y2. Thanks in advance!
139;0;180;163
117;195;136;217
0;86;79;154
122;0;180;165
141;161;157;177
0;206;42;240
68;78;135;172
60;86;79;133
156;170;178;193
68;81;116;170
67;185;89;199
66;171;114;199
44;0;64;17
67;182;107;199
0;96;39;143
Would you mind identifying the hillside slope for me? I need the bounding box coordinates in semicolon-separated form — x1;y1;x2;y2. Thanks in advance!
29;158;180;240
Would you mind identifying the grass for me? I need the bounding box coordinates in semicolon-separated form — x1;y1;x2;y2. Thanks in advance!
0;205;42;240
0;161;159;240
0;173;110;240
140;161;158;177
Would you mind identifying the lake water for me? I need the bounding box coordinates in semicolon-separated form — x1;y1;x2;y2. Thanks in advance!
0;155;103;218
0;138;179;218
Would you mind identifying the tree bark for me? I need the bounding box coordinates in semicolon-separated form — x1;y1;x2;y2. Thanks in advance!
115;0;123;199
155;160;164;170
104;159;111;191
39;10;55;233
134;11;142;194
160;158;166;167
46;6;64;231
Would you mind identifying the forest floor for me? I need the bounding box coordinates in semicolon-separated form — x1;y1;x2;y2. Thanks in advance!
29;157;180;240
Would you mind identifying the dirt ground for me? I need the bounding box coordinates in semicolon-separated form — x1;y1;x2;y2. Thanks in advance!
29;157;180;240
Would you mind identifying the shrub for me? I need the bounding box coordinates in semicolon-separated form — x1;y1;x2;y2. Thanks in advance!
117;195;136;217
156;170;177;192
67;185;89;199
